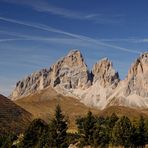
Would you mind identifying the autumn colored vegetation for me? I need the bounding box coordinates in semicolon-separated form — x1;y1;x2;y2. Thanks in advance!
0;105;148;148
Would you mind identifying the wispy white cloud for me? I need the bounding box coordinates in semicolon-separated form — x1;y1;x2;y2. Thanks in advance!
1;0;123;24
1;30;148;45
0;16;141;54
132;38;148;43
0;38;21;42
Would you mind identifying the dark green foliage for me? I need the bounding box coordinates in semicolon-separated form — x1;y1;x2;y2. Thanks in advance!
18;105;68;148
66;133;80;146
138;116;146;147
93;121;110;147
131;124;140;148
0;133;17;148
112;116;132;147
108;113;119;129
43;105;68;148
131;116;146;148
2;105;147;148
76;111;96;147
50;104;68;148
76;112;119;147
0;135;7;147
20;118;48;148
145;119;148;144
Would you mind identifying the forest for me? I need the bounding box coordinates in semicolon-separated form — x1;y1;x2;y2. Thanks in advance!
0;105;148;148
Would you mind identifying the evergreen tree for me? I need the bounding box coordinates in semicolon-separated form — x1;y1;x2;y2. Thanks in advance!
0;135;7;147
108;113;119;129
97;116;106;125
136;116;146;148
106;113;119;145
46;104;68;148
20;119;47;148
76;111;96;147
93;120;110;148
112;116;132;148
36;125;49;148
145;119;148;145
130;124;139;147
0;133;17;148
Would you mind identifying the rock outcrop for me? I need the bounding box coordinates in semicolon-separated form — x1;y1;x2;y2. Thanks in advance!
11;50;91;100
92;58;119;88
11;50;148;110
73;58;119;109
11;69;51;99
108;52;148;108
49;50;91;90
124;52;148;97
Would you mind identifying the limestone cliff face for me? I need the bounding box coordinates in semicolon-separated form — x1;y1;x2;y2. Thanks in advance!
92;58;119;88
11;50;148;110
11;69;51;99
11;50;91;100
49;50;91;90
124;52;148;97
72;58;120;109
108;52;148;108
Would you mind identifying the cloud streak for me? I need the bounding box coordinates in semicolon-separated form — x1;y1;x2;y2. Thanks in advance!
1;0;123;24
0;16;141;54
1;30;148;45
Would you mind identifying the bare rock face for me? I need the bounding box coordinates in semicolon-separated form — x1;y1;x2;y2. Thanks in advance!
108;52;148;108
11;50;91;100
11;69;51;99
92;58;119;88
49;50;91;90
73;58;120;109
124;52;148;97
11;50;148;110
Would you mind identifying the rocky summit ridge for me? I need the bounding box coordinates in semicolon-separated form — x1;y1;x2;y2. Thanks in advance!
107;52;148;108
11;50;148;110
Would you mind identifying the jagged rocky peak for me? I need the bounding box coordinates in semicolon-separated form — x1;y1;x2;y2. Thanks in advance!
66;50;85;66
92;57;120;88
11;69;51;100
127;52;148;79
11;50;91;100
124;52;148;97
49;50;91;89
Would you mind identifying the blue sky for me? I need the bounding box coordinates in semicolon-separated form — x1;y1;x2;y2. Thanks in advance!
0;0;148;96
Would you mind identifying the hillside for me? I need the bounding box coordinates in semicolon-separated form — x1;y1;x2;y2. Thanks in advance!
0;94;32;135
15;87;148;130
99;106;148;119
15;86;100;129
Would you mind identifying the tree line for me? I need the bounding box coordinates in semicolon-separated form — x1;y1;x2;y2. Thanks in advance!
0;105;148;148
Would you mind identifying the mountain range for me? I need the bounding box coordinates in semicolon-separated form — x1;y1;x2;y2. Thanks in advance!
0;50;148;132
11;50;148;109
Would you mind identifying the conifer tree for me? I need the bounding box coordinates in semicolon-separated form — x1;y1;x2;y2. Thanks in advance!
112;116;132;148
93;120;110;148
109;113;119;129
0;133;17;148
137;116;146;148
47;105;68;148
20;119;47;148
76;111;96;147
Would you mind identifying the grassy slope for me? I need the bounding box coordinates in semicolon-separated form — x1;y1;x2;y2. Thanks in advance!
15;87;148;130
15;87;100;129
99;106;148;120
0;94;32;135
